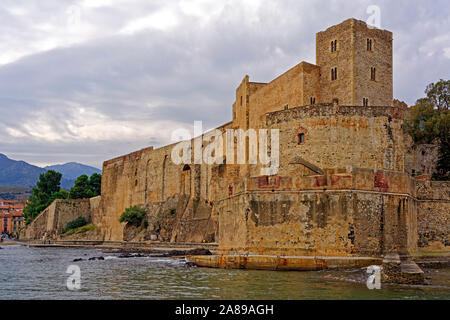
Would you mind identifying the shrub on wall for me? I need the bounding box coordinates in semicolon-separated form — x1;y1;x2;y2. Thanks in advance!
63;217;87;233
119;206;147;227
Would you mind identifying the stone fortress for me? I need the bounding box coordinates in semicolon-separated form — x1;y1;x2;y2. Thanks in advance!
23;19;449;283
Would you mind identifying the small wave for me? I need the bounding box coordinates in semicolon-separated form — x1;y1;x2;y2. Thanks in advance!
148;258;176;263
0;245;22;249
104;256;119;260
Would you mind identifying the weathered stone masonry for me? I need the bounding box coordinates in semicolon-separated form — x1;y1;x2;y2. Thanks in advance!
22;19;448;279
22;198;99;240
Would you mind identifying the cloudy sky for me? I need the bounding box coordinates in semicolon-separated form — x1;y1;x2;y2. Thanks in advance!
0;0;449;169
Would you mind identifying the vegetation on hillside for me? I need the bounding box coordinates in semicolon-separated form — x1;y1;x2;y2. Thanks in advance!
404;79;449;180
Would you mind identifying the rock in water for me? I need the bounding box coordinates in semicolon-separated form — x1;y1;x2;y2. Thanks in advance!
186;248;212;256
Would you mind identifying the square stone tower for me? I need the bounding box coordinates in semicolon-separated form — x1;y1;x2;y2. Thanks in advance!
316;18;393;106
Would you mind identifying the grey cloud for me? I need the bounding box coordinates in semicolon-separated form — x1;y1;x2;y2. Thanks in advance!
0;0;449;168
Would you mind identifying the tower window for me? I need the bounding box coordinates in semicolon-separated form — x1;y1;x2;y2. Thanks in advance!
331;67;338;81
331;40;337;52
240;96;243;106
298;133;305;144
367;38;373;51
363;98;369;107
310;97;316;105
371;67;376;81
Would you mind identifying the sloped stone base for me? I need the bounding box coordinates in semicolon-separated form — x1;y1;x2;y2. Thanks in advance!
381;253;425;285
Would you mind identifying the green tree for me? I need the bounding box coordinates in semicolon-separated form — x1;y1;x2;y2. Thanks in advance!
69;174;91;199
23;170;63;224
403;99;438;144
69;173;101;199
48;189;70;203
89;173;102;196
404;79;450;180
425;79;450;113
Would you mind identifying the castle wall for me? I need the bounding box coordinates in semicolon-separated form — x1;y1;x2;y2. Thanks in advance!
416;181;450;250
217;169;419;257
233;76;250;130
52;200;92;235
96;104;412;245
99;145;180;241
21;202;55;240
262;104;405;175
98;122;235;242
22;199;92;240
247;62;320;129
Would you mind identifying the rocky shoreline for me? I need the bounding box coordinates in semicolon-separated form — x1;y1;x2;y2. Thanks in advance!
71;247;212;263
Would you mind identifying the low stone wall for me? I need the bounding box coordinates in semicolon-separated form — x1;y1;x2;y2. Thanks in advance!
21;199;93;240
21;201;57;240
416;181;450;250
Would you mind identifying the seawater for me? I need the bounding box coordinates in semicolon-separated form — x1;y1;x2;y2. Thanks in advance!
0;245;449;300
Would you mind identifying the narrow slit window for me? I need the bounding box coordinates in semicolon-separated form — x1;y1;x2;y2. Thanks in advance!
310;97;316;105
363;98;369;107
331;40;337;52
371;67;376;81
298;133;305;144
367;38;373;51
331;67;338;81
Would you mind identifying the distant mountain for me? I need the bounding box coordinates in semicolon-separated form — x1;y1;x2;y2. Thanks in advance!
45;162;101;180
0;153;46;188
0;153;101;190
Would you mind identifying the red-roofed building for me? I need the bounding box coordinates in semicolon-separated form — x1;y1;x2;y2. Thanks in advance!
0;199;25;237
